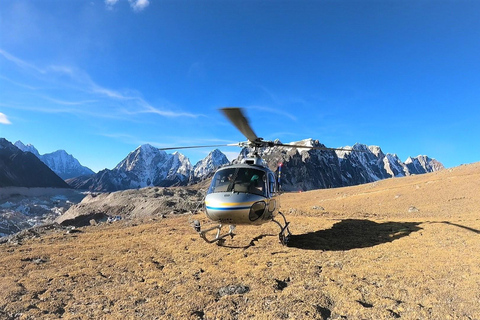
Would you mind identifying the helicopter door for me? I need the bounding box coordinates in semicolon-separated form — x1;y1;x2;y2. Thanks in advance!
267;172;277;213
268;172;276;196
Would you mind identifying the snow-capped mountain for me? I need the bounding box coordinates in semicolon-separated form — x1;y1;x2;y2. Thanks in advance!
193;149;230;178
239;138;444;191
112;145;194;188
14;141;95;180
0;138;70;188
12;141;40;157
71;145;230;191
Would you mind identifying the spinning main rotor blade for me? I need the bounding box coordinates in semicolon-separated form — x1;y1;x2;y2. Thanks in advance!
220;107;259;143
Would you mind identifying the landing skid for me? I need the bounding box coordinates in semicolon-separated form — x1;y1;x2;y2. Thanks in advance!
193;221;236;245
192;211;291;246
272;211;292;245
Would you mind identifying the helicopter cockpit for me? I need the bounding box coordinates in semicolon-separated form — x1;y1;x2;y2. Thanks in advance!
207;166;267;197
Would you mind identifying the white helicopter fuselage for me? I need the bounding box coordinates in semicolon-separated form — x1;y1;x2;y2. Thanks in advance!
205;163;279;225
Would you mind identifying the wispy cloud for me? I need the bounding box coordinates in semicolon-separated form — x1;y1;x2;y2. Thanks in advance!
0;49;200;120
129;0;150;12
0;49;44;73
133;104;200;118
105;0;120;10
105;0;150;12
0;113;12;125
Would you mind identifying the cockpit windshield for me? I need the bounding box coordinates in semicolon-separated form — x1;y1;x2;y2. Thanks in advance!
207;167;267;196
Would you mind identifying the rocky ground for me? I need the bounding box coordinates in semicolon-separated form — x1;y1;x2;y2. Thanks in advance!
0;162;479;319
0;188;85;237
54;187;206;227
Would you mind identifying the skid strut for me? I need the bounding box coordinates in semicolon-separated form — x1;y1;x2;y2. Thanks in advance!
193;220;236;245
272;211;292;245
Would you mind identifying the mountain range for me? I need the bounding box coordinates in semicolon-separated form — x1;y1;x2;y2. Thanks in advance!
70;138;443;192
241;139;444;191
14;141;95;180
2;137;443;192
67;146;230;191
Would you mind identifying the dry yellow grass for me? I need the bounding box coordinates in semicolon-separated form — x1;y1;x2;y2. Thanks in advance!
1;162;480;319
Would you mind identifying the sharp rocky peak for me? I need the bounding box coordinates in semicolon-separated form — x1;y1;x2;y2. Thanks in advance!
193;149;230;178
14;140;41;156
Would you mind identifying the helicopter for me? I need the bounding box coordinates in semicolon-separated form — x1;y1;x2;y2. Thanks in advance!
158;107;356;245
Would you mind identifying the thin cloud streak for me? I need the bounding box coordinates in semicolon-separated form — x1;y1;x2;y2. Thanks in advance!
0;101;132;120
40;96;98;106
135;104;200;118
0;49;44;74
1;49;202;120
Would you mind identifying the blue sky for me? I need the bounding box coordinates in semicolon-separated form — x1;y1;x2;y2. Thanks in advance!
1;0;479;172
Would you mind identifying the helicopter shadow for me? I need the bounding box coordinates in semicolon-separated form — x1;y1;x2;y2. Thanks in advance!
287;219;422;251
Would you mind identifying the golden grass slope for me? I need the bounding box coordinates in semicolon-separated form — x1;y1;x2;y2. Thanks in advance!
1;162;479;319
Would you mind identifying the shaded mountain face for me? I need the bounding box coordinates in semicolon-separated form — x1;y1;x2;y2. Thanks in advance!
0;138;70;188
14;141;95;179
405;155;444;174
70;146;231;192
238;139;444;192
